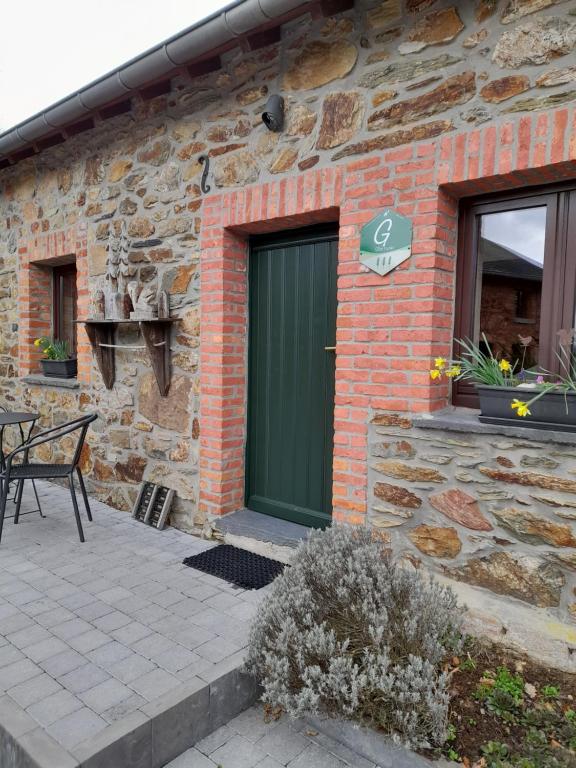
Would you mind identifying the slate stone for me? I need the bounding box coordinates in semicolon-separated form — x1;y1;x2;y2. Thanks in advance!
462;29;489;49
530;494;576;508
374;460;446;483
447;552;564;607
286;105;317;137
460;106;491;124
373;482;422;509
358;54;462;88
371;413;412;429
138;373;192;432
213;149;259;187
136;139;171;166
409;525;462;558
269;148;299;174
406;0;438;10
551;552;576;570
520;455;560;469
366;0;401;30
372;502;413;519
372;89;398;107
501;0;564;24
316;92;364;149
332;120;453;160
476;0;499;22
368;72;475;129
492;507;576;547
429;488;493;531
298;155;319;171
536;66;576;87
236;85;268;106
209;144;247;158
177;142;206;161
480;467;576;493
283;41;358;91
370;440;415;459
480;76;530;103
114;455;147;484
502;90;576;113
495;455;515;467
493;17;576;68
127;218;155;239
401;7;464;53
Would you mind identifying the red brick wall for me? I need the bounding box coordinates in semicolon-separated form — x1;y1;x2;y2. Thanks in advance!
18;224;91;383
199;105;576;526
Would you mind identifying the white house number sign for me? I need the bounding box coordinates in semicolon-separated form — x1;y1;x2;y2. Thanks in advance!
359;209;413;277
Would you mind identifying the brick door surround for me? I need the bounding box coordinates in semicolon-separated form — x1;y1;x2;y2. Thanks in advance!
193;108;576;525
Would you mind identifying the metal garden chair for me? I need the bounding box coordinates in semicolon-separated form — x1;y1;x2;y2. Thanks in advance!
0;413;98;543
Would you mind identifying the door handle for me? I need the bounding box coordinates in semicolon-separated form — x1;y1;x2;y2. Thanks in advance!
324;346;336;351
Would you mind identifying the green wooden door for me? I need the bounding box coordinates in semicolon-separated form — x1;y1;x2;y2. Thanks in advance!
246;227;337;528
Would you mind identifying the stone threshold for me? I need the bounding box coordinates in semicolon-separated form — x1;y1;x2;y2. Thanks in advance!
0;653;258;768
212;508;309;564
413;406;576;446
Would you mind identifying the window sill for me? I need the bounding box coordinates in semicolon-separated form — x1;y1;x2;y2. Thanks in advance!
412;406;576;446
21;375;80;390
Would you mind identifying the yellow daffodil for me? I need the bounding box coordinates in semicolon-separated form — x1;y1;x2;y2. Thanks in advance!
434;357;447;370
34;338;41;347
511;399;531;417
499;359;511;373
445;366;461;378
430;369;441;380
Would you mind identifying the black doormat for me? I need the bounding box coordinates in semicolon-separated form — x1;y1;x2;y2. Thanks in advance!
183;544;285;590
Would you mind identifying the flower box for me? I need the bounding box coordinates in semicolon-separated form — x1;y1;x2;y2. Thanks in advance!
476;384;576;431
40;358;77;379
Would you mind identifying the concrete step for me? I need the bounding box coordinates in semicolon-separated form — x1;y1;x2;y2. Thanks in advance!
0;655;259;768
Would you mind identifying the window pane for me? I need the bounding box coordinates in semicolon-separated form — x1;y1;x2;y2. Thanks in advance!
475;207;547;369
54;268;77;356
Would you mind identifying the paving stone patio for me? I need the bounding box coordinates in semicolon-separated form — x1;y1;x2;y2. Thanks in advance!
0;480;265;759
167;705;379;768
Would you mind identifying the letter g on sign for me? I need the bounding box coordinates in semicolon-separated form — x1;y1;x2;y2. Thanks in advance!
373;218;393;248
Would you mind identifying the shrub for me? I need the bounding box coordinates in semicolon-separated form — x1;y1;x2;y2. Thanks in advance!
245;525;463;749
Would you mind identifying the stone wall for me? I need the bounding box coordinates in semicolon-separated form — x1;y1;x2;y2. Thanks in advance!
369;413;576;668
0;0;575;533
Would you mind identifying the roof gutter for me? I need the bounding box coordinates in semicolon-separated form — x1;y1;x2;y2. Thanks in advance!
0;0;308;163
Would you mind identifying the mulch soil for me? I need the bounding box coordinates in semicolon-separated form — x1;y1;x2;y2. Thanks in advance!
423;639;576;766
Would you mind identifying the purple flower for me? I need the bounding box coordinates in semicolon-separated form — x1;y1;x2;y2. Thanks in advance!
536;375;545;385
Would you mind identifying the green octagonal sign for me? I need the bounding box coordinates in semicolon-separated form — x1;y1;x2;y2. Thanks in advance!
360;209;413;276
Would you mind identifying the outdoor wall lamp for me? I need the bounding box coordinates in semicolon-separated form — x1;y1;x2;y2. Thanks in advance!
262;94;284;132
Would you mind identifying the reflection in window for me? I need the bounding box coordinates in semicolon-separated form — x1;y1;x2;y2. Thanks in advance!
53;264;78;357
475;207;547;370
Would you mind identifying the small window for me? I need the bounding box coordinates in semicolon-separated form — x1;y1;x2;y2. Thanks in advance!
53;264;78;358
454;185;576;407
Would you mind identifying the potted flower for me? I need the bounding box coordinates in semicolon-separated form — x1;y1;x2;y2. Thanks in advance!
431;331;576;431
34;337;77;379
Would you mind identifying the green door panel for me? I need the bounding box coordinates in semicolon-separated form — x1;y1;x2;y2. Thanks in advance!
246;227;338;528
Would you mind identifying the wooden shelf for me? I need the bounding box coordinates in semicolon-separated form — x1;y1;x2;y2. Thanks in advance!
78;319;174;324
77;319;178;397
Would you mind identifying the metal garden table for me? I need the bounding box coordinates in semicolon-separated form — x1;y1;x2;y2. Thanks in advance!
0;411;43;519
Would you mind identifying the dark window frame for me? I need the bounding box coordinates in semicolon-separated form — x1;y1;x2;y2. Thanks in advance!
52;263;78;359
454;182;576;408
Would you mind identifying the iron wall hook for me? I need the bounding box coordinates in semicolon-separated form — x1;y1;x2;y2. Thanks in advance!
199;155;211;194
